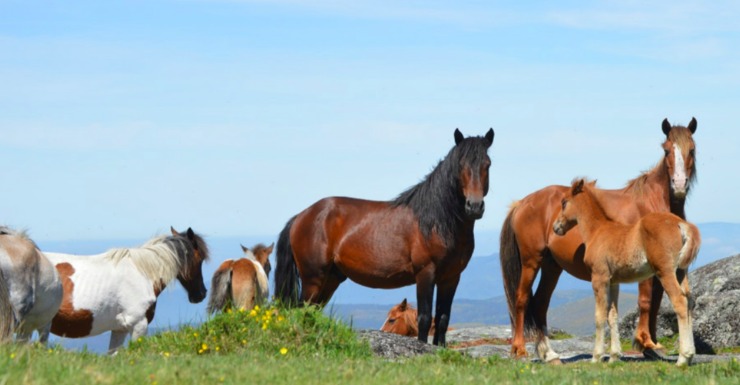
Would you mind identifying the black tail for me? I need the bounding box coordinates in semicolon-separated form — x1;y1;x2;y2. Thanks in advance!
499;205;536;335
274;216;299;306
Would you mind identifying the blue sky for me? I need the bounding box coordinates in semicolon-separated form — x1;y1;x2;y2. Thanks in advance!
1;1;739;242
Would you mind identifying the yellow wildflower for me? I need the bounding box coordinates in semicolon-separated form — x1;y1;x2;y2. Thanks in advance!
280;347;288;355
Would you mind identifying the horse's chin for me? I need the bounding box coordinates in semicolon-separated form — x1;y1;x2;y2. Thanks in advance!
188;292;207;304
671;189;688;200
465;210;484;220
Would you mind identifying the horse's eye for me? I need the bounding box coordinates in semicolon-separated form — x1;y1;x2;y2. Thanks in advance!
388;319;396;324
664;149;670;157
689;149;695;157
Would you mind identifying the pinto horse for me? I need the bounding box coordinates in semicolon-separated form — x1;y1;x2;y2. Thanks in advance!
500;118;697;362
553;178;700;366
207;243;273;314
45;227;209;354
0;226;63;343
275;128;494;346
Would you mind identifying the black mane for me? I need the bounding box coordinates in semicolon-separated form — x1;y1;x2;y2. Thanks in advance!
391;134;491;248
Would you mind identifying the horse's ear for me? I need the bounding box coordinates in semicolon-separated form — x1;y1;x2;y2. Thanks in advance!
485;128;494;147
572;179;585;195
241;244;248;253
688;117;697;133
662;118;672;136
454;128;464;145
400;298;408;310
170;226;179;236
266;242;275;254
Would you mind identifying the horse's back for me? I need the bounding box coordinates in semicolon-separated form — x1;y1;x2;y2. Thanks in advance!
230;259;260;309
290;196;425;289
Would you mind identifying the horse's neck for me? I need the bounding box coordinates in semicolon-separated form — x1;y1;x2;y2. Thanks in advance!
574;191;612;241
625;160;675;215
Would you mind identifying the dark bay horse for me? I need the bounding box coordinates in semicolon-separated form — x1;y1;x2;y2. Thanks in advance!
275;129;494;346
500;118;697;362
553;179;700;366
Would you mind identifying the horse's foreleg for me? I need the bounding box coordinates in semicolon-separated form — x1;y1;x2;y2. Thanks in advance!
415;267;435;344
433;276;460;347
607;284;621;363
591;276;609;363
37;323;52;345
532;257;563;364
658;271;694;367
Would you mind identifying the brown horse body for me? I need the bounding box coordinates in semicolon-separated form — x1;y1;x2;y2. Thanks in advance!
553;179;700;366
500;119;697;362
207;243;273;313
275;129;494;346
380;298;436;337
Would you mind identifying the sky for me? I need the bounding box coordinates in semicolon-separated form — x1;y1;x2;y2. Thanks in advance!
1;1;739;243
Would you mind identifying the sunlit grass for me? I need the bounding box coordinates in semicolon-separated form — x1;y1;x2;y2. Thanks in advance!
1;303;738;385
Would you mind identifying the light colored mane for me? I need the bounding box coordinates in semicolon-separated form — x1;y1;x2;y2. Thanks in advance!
104;236;184;285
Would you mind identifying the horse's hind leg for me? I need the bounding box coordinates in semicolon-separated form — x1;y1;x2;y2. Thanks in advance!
657;271;694;367
532;256;563;363
300;264;345;305
634;277;663;351
511;257;541;359
108;331;128;355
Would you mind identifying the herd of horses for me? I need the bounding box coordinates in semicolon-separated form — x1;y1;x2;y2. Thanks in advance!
0;122;700;366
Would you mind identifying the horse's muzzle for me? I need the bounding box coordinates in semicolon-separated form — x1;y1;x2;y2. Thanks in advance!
189;289;207;304
465;200;485;219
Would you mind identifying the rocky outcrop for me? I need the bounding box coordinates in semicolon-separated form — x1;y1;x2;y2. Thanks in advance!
619;254;740;353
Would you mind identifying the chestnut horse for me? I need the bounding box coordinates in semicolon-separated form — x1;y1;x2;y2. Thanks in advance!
380;298;436;337
553;178;700;366
207;243;273;314
275;128;494;346
45;227;209;354
500;118;697;362
0;226;63;344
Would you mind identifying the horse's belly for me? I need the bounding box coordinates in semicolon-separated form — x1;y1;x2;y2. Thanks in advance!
610;251;654;283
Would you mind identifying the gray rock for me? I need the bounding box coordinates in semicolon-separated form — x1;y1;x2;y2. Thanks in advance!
619;254;740;353
356;330;438;358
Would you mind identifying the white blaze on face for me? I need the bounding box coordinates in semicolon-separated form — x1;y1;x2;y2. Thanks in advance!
672;143;688;194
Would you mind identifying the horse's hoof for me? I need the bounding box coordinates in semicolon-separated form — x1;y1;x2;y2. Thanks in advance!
642;348;663;361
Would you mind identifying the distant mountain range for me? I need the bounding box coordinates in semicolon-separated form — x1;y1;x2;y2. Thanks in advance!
36;222;740;353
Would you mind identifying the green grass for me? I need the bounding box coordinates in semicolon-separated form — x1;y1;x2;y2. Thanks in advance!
1;304;738;385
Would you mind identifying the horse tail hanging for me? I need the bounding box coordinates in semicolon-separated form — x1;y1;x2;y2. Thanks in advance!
677;222;702;270
207;263;233;314
274;216;299;306
499;204;536;334
0;270;15;342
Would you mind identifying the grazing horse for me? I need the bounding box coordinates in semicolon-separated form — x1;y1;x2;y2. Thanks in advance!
0;226;63;343
275;128;494;346
380;298;436;338
207;243;273;314
553;178;700;366
45;227;209;354
500;118;697;362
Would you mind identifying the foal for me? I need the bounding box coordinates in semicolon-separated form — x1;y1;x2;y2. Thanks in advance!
553;179;700;366
207;243;273;314
380;298;436;338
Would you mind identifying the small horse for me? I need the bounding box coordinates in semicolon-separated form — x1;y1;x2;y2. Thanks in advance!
380;298;436;338
207;243;273;314
0;226;63;343
275;128;494;346
500;118;697;362
45;227;209;354
553;178;700;366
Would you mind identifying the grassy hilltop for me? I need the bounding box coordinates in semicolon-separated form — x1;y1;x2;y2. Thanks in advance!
1;304;738;385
